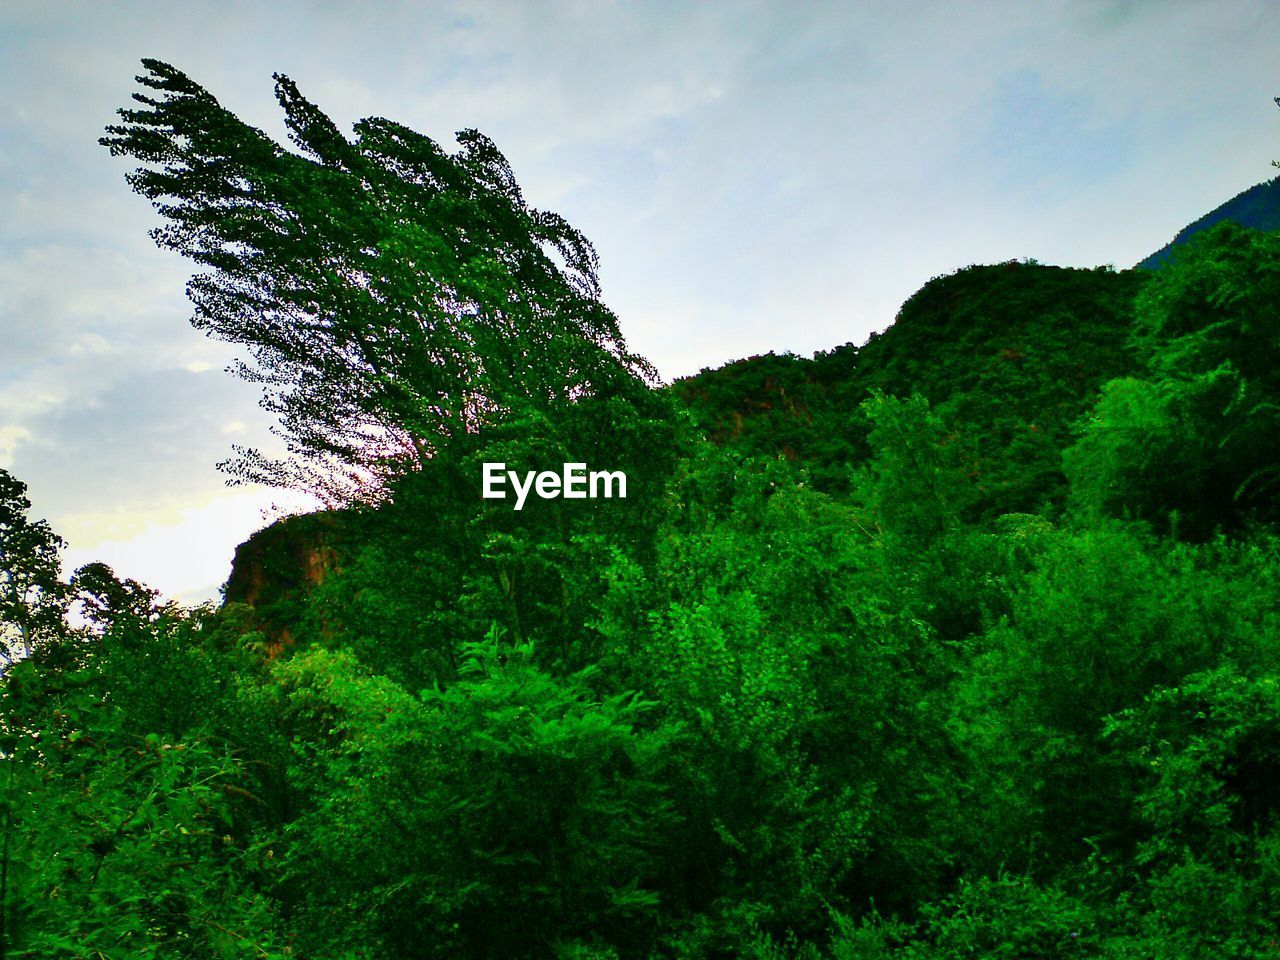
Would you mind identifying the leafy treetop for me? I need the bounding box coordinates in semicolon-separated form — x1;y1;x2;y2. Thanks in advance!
102;59;656;502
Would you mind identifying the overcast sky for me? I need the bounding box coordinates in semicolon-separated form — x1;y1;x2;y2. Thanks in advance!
2;0;1278;602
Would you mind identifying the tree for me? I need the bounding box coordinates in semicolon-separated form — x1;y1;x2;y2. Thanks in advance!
277;631;675;959
0;469;67;663
1066;223;1280;537
0;619;289;957
71;562;164;634
102;59;657;501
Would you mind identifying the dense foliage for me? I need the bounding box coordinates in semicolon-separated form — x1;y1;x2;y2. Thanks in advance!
675;262;1146;515
4;61;1280;957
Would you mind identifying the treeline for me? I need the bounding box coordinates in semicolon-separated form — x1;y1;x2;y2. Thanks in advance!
2;59;1280;959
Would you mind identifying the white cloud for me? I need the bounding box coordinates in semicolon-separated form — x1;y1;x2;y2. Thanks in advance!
3;0;1279;597
60;487;319;605
0;426;31;464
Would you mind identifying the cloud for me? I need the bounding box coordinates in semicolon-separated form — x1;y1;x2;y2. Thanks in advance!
60;487;318;605
0;426;31;462
3;0;1279;598
9;366;275;520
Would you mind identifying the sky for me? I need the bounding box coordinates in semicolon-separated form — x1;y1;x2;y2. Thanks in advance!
2;0;1278;603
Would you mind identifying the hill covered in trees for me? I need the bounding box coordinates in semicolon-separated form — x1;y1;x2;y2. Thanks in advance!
675;261;1147;515
4;60;1280;959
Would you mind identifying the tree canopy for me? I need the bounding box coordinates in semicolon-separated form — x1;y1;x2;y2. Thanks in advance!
102;59;656;501
0;469;67;662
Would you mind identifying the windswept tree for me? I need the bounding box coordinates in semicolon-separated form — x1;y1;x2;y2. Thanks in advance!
102;59;657;502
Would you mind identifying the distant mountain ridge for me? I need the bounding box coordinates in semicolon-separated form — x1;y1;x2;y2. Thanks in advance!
1139;175;1280;268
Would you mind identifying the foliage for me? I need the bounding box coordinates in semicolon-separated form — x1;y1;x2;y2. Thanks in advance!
1067;223;1280;537
676;263;1145;516
0;469;68;662
101;59;655;500
10;57;1280;959
0;591;288;958
275;631;675;959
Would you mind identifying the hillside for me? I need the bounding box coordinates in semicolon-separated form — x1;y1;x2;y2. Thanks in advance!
227;261;1150;670
676;261;1148;515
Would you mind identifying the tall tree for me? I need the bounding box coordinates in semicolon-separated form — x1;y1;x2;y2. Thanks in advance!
102;59;656;501
0;469;67;663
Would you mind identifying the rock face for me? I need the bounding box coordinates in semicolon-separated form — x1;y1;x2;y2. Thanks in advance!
223;510;350;652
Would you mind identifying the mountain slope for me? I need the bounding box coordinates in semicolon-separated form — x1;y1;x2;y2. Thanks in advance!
1139;176;1280;269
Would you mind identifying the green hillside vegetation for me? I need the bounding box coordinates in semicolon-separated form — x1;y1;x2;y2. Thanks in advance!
677;262;1146;516
4;60;1280;958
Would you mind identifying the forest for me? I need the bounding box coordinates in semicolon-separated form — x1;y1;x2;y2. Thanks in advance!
3;58;1280;958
